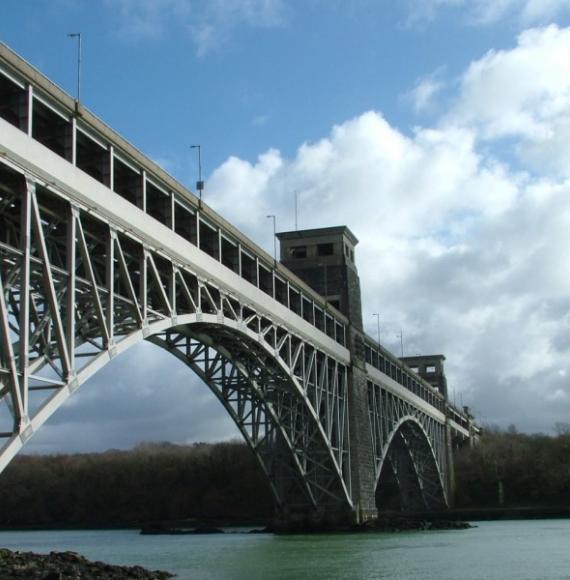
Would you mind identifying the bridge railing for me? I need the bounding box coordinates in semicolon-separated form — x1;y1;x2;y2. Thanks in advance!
363;337;478;436
446;403;480;436
0;43;348;348
363;338;446;413
364;336;474;435
365;336;479;433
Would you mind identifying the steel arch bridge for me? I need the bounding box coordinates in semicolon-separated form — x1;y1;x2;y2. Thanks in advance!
0;43;477;526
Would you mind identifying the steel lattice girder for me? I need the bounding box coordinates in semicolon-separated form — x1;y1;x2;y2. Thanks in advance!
0;169;352;513
367;380;448;510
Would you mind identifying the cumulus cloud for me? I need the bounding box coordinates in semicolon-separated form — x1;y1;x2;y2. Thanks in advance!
105;0;285;55
447;25;570;178
406;71;446;114
203;26;570;433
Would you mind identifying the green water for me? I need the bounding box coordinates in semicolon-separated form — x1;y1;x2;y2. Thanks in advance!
1;520;569;579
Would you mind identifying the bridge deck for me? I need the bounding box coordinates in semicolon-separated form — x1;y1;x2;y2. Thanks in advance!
0;42;348;348
0;41;476;438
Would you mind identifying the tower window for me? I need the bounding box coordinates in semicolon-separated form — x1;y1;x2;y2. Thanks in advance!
289;245;307;258
317;243;334;256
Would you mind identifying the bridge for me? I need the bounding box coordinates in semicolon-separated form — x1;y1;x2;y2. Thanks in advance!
0;43;477;527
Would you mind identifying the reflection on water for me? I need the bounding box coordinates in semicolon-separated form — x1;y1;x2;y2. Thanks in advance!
1;520;570;580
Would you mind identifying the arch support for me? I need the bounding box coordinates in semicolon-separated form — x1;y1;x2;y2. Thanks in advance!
148;325;349;514
0;169;353;524
368;380;449;512
380;419;447;511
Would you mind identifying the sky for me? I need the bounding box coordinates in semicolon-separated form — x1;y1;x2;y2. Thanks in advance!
2;0;570;453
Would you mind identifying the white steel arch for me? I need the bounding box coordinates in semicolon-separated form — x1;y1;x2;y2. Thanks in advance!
368;386;449;510
0;167;352;515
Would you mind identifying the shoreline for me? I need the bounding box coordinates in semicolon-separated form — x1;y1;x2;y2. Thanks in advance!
1;508;570;533
395;507;570;521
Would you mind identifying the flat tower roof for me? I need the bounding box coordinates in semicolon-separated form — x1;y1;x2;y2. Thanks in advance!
276;226;359;246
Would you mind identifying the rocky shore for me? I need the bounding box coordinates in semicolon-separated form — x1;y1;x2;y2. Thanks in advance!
357;517;473;532
272;516;473;534
0;548;174;579
139;516;472;535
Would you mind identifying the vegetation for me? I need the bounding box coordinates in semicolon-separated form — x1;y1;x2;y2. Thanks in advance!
0;425;569;528
0;441;273;528
454;423;570;508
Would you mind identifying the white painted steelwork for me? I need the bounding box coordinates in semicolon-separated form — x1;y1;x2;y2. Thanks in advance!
0;41;477;520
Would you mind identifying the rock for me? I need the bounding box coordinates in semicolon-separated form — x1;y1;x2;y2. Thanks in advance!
248;526;273;534
0;548;174;579
193;526;224;534
353;517;473;533
426;519;473;530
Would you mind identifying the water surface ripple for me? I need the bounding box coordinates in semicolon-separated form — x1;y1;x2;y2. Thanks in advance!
1;519;569;579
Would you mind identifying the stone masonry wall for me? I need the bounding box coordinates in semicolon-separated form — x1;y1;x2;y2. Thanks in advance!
347;328;378;522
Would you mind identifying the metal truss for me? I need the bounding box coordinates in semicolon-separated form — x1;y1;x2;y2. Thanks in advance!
0;167;352;514
367;380;448;511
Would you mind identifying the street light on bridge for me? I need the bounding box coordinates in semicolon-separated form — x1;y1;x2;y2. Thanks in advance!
267;214;277;262
67;32;82;106
190;145;204;206
372;313;381;345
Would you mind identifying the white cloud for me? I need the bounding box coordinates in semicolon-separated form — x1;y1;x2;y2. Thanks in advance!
450;26;570;140
202;27;570;433
407;74;445;113
105;0;285;55
441;25;570;182
208;149;283;232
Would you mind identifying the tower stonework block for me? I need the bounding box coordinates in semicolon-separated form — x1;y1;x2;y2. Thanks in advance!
347;329;378;522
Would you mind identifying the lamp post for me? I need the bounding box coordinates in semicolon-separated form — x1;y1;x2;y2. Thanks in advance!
190;145;204;206
67;32;82;105
266;214;277;262
294;190;299;231
372;313;381;345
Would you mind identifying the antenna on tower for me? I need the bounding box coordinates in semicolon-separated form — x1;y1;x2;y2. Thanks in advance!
294;190;299;231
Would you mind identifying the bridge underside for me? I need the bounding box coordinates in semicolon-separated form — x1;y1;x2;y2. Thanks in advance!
375;420;447;512
368;382;449;513
0;163;357;524
149;324;352;521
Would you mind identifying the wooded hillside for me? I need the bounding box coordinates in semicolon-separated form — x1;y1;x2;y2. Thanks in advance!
454;424;570;508
0;441;273;527
0;425;568;527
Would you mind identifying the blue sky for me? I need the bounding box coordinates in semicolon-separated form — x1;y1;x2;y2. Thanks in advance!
2;0;570;452
1;1;536;176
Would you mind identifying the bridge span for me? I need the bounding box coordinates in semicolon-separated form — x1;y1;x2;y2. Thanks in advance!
0;43;477;526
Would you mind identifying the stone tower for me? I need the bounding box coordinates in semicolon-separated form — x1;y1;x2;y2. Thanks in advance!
399;355;448;398
277;226;377;522
276;226;363;329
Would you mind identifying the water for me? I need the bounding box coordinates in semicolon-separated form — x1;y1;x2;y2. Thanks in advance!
1;520;570;579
